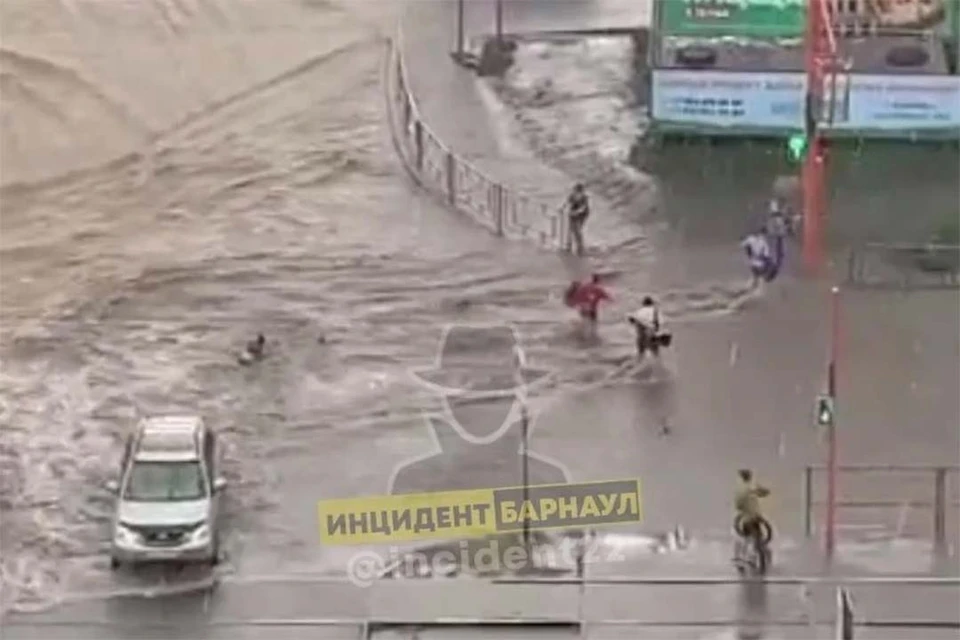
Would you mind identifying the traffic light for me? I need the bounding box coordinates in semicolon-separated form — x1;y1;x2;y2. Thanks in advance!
787;132;808;162
788;90;820;163
815;394;835;427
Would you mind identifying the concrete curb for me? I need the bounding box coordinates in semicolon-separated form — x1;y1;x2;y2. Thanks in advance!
470;26;641;46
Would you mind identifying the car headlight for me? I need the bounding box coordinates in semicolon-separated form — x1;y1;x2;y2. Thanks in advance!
191;524;211;543
114;524;138;545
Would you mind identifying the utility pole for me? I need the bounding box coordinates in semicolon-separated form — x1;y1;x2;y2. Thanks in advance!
495;0;504;44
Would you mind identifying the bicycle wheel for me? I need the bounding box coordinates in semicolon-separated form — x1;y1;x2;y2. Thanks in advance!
733;515;774;547
757;517;773;544
733;514;747;536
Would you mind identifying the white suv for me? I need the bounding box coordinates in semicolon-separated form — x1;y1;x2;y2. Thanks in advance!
107;416;226;568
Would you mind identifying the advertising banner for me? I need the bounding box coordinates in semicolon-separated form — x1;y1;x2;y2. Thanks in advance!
651;70;960;135
659;0;806;39
651;70;804;129
838;75;960;130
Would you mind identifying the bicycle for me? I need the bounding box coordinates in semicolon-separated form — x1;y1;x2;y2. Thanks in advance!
732;513;773;576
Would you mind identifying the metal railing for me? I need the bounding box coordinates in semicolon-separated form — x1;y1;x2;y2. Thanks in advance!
804;464;960;546
386;27;569;250
846;242;960;289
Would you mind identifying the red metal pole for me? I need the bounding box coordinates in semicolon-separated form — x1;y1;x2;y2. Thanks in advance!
802;143;824;273
802;0;827;274
825;285;840;557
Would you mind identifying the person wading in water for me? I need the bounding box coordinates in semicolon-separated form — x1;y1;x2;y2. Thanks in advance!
564;183;590;256
564;274;611;340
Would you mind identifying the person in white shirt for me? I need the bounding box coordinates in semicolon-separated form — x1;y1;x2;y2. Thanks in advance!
741;229;772;290
627;296;661;358
766;200;788;275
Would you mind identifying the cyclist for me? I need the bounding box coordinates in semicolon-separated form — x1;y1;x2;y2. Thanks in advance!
734;469;771;558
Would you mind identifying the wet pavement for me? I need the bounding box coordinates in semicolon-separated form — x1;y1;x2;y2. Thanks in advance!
3;539;957;638
2;0;958;637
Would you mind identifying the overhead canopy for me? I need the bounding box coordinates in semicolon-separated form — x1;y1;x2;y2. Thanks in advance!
659;0;807;39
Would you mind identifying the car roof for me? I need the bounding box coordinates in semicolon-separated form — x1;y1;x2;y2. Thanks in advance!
134;415;204;462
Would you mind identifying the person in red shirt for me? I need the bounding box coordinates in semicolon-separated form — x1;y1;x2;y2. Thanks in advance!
564;274;611;338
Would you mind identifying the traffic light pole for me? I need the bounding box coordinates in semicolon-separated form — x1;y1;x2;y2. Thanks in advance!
824;285;840;558
802;0;823;273
801;0;839;274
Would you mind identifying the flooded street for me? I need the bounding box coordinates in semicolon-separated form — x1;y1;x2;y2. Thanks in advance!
1;0;957;635
486;18;960;539
0;0;533;612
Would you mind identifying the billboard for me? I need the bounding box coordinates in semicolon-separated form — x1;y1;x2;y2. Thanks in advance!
658;0;806;39
651;70;805;129
844;75;960;130
651;69;960;135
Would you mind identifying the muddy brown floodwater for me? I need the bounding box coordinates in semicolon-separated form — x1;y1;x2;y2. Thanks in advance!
1;0;957;637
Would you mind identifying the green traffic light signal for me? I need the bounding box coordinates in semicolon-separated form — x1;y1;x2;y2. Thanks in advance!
787;133;808;162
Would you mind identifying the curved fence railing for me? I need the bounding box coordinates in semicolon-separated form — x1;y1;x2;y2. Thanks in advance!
386;29;569;251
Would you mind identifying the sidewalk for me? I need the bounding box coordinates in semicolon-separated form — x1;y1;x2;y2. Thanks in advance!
4;530;955;638
397;0;629;252
373;531;959;627
399;1;565;197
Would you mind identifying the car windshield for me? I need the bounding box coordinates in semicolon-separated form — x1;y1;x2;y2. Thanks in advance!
123;461;206;501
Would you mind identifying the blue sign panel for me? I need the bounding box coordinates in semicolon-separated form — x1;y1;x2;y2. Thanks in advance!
652;70;960;134
651;70;804;129
838;75;960;130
